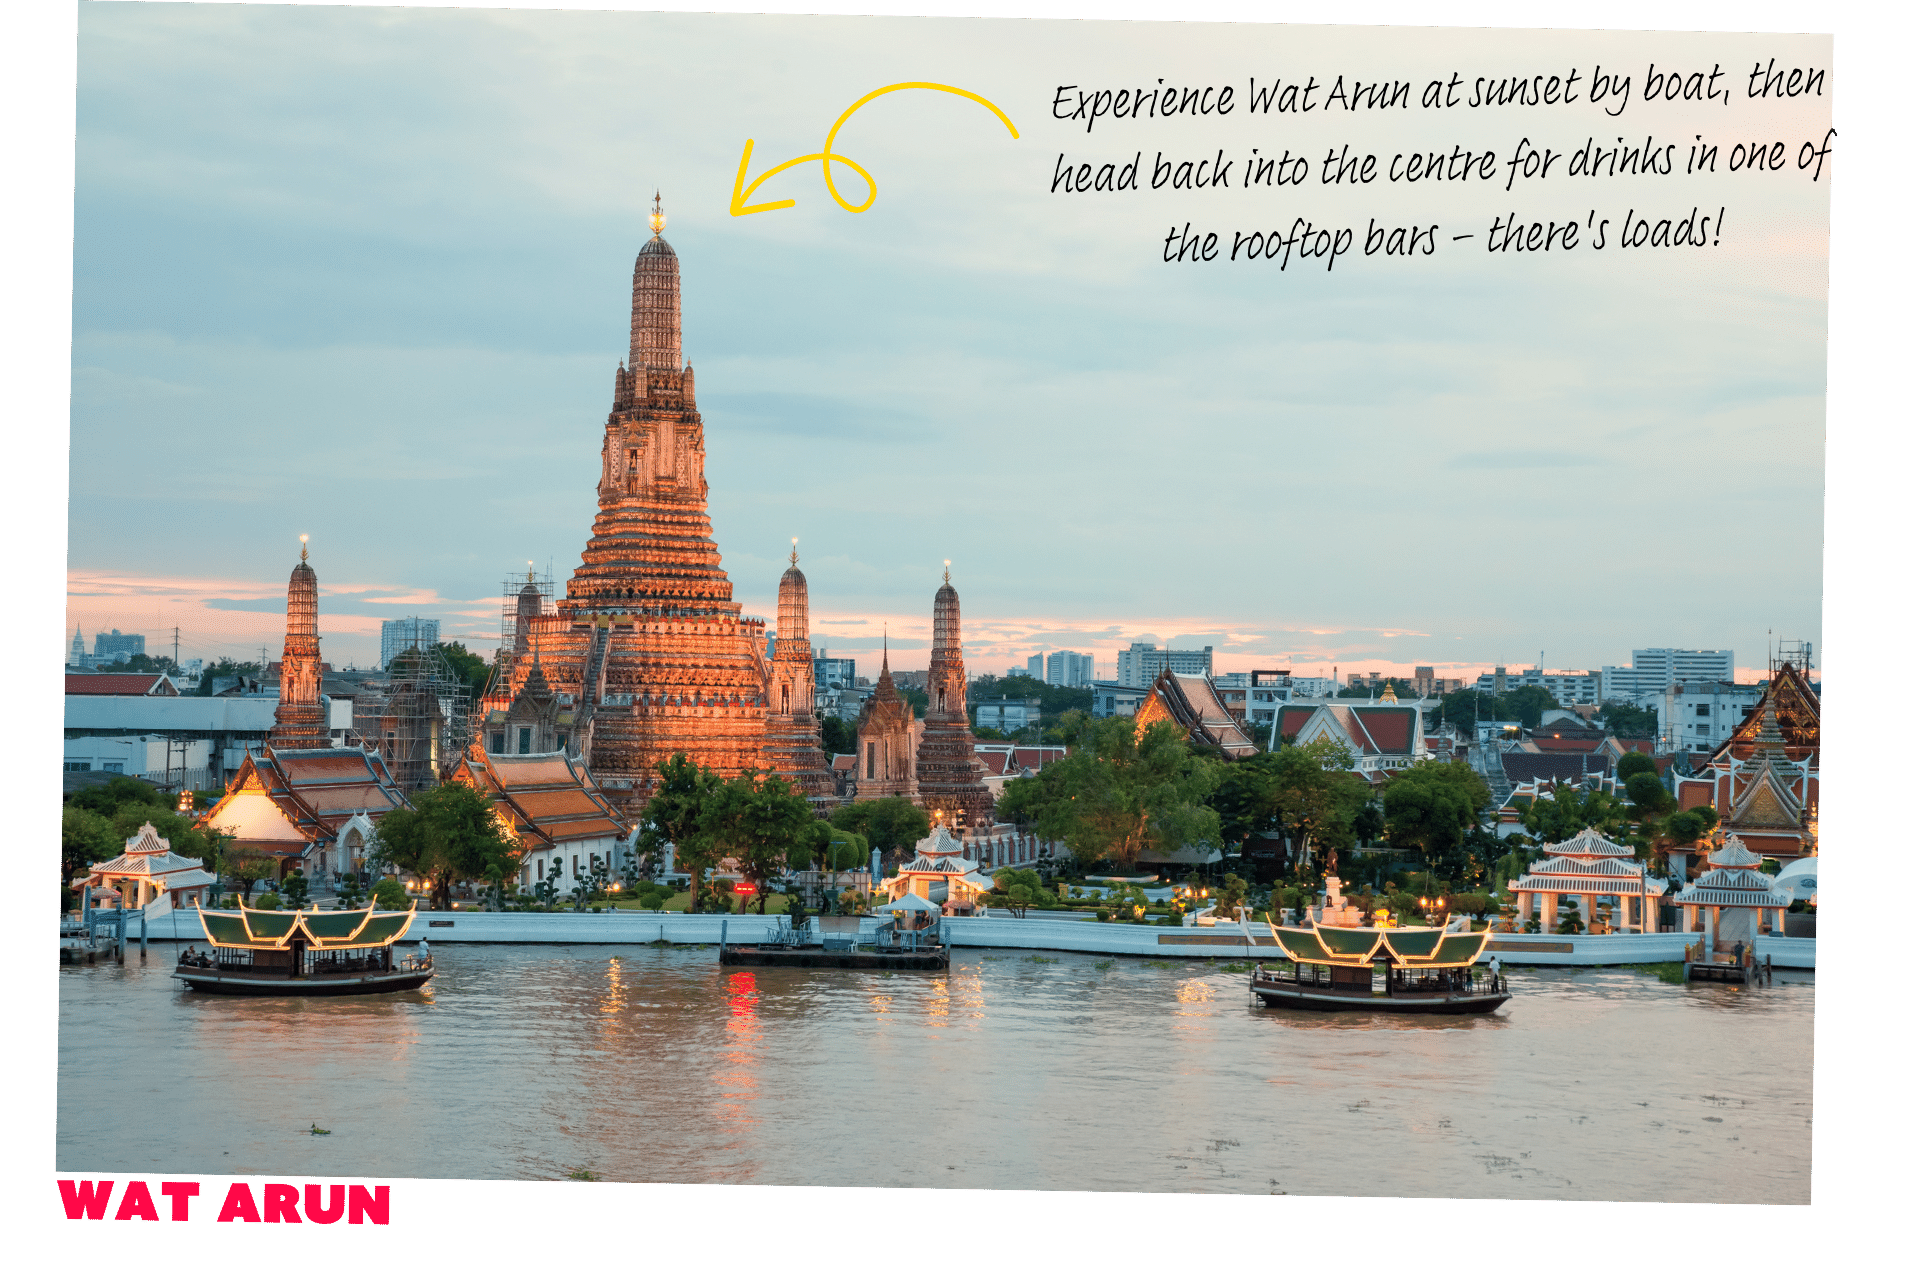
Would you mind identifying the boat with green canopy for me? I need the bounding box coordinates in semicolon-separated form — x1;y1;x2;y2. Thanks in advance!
174;904;430;995
1250;917;1510;1014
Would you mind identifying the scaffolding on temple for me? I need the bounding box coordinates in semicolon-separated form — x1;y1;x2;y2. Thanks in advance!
481;565;556;710
367;641;473;795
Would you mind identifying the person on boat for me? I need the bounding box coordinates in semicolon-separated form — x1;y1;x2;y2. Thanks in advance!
417;936;431;967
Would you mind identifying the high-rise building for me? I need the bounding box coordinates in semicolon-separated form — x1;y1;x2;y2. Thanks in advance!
93;629;145;663
1601;649;1735;701
813;651;857;695
380;617;441;669
1025;653;1044;681
1046;650;1093;687
1116;642;1213;687
1413;666;1436;696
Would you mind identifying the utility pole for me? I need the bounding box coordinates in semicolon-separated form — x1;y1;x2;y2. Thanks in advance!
173;626;181;671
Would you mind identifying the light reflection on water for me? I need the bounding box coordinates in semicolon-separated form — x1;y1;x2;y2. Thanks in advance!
58;942;1811;1202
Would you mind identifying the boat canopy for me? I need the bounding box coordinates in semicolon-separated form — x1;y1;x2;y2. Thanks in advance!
195;904;416;951
1267;919;1490;969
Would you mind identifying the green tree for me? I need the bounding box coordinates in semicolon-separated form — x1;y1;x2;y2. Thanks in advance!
435;641;494;704
802;822;869;872
1599;702;1659;739
699;770;814;913
1520;786;1633;845
371;877;410;910
1383;760;1492;874
218;848;279;906
1501;686;1560;729
1216;873;1248;916
282;870;310;910
831;796;932;862
634;752;724;914
374;782;516;910
997;717;1220;870
1615;751;1659;780
1623;771;1676;828
1663;805;1721;847
60;805;120;909
818;716;857;758
1217;740;1374;873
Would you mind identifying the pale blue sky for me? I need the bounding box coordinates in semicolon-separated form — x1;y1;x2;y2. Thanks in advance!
65;5;1830;681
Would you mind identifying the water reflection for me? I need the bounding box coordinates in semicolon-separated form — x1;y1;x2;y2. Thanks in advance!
58;946;1812;1202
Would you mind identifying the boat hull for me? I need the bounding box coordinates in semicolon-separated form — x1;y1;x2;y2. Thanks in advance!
720;944;949;971
1250;976;1510;1014
174;964;433;996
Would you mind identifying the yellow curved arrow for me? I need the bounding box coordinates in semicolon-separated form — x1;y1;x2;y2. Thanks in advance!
730;81;1018;217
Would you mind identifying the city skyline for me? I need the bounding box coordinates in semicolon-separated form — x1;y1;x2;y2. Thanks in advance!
65;9;1825;690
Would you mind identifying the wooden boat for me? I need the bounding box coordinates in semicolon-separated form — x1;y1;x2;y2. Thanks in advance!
174;905;431;995
1249;918;1511;1014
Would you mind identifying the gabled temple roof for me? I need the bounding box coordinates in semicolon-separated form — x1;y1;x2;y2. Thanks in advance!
201;745;405;857
1137;671;1258;759
454;747;628;852
1541;828;1636;859
914;824;967;856
197;904;417;950
1268;921;1490;969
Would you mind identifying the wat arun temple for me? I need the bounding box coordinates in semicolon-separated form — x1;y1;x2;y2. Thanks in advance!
480;199;989;818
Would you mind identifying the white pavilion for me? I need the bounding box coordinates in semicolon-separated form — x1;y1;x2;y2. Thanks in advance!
1672;834;1793;953
1507;827;1668;934
881;825;995;913
71;822;218;918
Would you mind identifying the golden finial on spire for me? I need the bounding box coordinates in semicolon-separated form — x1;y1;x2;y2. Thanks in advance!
527;560;536;584
790;537;799;567
649;191;665;238
300;533;308;563
943;559;951;584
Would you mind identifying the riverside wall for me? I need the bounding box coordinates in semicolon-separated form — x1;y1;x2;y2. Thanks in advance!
123;908;1813;968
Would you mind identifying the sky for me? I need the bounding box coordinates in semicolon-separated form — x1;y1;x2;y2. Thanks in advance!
64;5;1831;685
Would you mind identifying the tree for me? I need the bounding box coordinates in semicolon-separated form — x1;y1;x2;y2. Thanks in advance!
219;849;279;906
1600;701;1659;739
818;715;857;758
1623;771;1676;828
375;782;516;910
1520;785;1633;845
997;717;1220;870
282;870;310;910
371;877;409;910
1383;760;1492;875
831;796;931;863
634;752;723;914
435;641;494;704
699;770;813;913
1216;873;1248;917
61;806;120;909
1213;740;1374;874
1501;686;1560;730
1615;751;1659;780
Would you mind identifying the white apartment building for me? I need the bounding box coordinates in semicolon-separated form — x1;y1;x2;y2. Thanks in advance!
1601;648;1735;701
1635;680;1763;753
1116;642;1213;687
1045;650;1093;687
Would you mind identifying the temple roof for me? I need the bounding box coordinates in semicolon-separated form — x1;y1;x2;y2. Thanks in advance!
1269;921;1489;968
915;825;967;855
1541;828;1636;859
1140;671;1257;758
454;748;628;852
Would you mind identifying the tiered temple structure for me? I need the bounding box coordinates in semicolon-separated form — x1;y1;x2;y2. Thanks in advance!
1673;834;1793;951
202;539;406;887
912;566;991;831
763;541;833;801
266;537;332;751
481;197;832;809
1674;667;1819;862
854;636;921;801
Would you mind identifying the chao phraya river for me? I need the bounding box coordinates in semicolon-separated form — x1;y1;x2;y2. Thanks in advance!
59;943;1811;1202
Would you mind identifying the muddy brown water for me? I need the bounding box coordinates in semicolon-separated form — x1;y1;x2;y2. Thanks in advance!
58;943;1811;1202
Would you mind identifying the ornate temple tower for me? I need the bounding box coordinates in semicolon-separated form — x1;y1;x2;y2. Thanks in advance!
267;536;332;751
855;637;921;800
764;541;834;798
491;196;774;806
913;564;991;829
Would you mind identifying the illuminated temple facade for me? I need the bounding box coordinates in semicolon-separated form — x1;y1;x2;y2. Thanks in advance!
485;199;831;809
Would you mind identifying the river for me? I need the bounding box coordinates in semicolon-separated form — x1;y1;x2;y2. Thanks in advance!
58;942;1811;1202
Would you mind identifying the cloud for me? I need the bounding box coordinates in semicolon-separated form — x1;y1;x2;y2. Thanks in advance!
1445;450;1606;470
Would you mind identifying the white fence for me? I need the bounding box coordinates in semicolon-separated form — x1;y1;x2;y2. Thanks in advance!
126;910;1815;969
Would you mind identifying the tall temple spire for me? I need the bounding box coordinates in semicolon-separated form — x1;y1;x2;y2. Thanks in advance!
267;536;331;751
916;566;990;830
630;193;681;374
